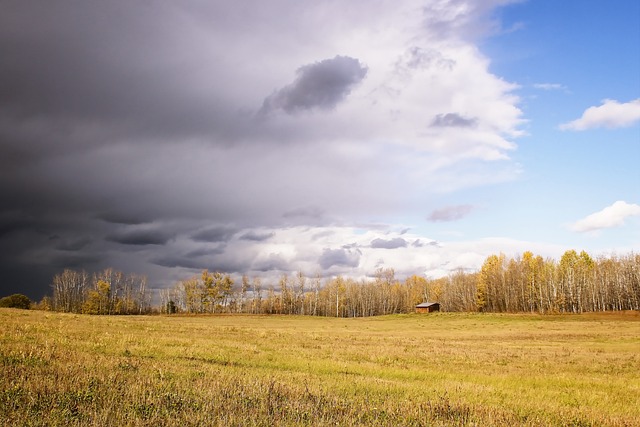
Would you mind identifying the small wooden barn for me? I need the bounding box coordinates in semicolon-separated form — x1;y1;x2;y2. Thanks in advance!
415;302;440;313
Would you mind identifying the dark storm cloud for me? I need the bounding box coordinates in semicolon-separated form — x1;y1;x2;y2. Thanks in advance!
191;226;238;243
253;254;291;272
260;56;367;115
54;237;92;252
0;261;58;301
240;231;275;242
318;248;360;270
185;246;226;258
0;1;253;161
283;206;325;220
98;212;152;226
153;248;249;274
50;252;101;269
0;211;35;238
151;256;212;270
0;1;279;299
106;228;175;246
370;237;407;249
428;205;474;222
431;113;477;128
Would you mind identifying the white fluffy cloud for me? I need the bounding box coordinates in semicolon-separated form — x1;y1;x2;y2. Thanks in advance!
560;99;640;130
570;201;640;233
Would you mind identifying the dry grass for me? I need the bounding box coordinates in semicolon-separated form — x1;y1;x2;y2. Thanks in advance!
1;309;639;426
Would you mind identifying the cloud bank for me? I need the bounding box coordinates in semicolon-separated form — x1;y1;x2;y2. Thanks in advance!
0;0;526;299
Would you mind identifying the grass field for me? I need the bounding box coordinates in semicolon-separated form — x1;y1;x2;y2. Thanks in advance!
1;309;639;426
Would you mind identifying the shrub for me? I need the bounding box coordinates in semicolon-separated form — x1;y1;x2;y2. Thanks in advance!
0;293;32;309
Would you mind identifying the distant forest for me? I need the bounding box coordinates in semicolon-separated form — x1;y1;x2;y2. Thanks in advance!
39;250;639;316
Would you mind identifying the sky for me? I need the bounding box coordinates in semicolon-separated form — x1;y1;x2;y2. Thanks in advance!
1;0;639;300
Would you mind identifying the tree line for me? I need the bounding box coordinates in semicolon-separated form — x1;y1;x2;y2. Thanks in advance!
45;268;151;314
157;250;638;316
32;250;639;316
474;250;639;313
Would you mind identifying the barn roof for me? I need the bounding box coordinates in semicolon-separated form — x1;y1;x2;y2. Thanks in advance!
415;302;439;308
